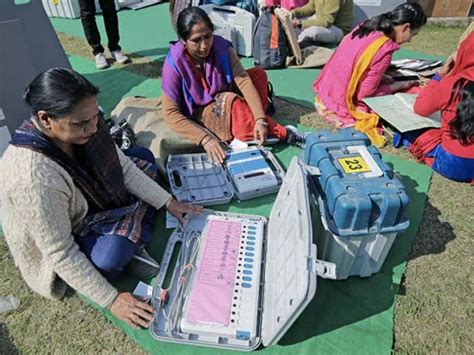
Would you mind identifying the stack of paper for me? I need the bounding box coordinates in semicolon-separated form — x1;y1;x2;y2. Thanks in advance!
389;59;443;80
363;93;441;133
391;59;443;72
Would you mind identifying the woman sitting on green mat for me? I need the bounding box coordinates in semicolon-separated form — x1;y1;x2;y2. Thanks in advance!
161;7;306;164
313;3;427;147
0;68;201;329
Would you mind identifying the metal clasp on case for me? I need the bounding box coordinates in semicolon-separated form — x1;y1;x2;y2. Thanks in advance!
313;259;337;279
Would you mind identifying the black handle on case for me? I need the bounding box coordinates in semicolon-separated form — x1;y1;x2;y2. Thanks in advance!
306;172;321;199
211;5;237;14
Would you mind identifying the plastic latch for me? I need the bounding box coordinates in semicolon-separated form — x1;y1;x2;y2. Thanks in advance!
299;161;321;176
313;259;337;280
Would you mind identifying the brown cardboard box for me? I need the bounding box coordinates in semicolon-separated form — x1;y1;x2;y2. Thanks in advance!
410;0;473;17
432;0;472;17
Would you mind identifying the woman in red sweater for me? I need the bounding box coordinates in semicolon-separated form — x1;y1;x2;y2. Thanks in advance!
408;32;474;183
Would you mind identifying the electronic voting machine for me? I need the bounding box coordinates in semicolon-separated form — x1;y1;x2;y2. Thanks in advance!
166;147;285;206
151;157;337;351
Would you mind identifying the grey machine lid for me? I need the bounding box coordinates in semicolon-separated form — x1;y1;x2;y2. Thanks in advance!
261;157;335;347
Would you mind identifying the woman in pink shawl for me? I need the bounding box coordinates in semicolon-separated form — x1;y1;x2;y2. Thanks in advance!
313;3;426;146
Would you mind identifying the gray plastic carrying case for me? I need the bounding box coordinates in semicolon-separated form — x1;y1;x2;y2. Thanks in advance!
166;147;285;206
151;157;336;351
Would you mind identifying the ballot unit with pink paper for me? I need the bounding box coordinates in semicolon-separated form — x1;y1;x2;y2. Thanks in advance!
180;216;264;341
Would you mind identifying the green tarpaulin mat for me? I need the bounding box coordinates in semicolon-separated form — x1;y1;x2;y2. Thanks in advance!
66;54;162;113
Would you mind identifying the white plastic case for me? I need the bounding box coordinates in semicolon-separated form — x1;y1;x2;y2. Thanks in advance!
200;4;256;57
151;157;336;350
213;22;238;49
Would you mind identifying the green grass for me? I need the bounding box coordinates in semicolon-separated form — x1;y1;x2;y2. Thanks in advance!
403;24;467;58
1;24;473;354
0;240;146;353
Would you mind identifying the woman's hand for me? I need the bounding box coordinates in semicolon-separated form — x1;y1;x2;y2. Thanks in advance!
291;18;301;28
167;199;203;225
110;292;155;329
381;73;395;85
203;137;226;164
439;57;455;77
254;120;269;146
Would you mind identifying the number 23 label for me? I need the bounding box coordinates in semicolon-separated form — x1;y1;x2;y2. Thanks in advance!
338;156;371;174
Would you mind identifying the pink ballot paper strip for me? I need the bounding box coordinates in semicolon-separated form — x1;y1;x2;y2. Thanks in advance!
186;219;242;325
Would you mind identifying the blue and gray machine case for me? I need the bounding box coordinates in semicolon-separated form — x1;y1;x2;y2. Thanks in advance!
303;128;410;279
